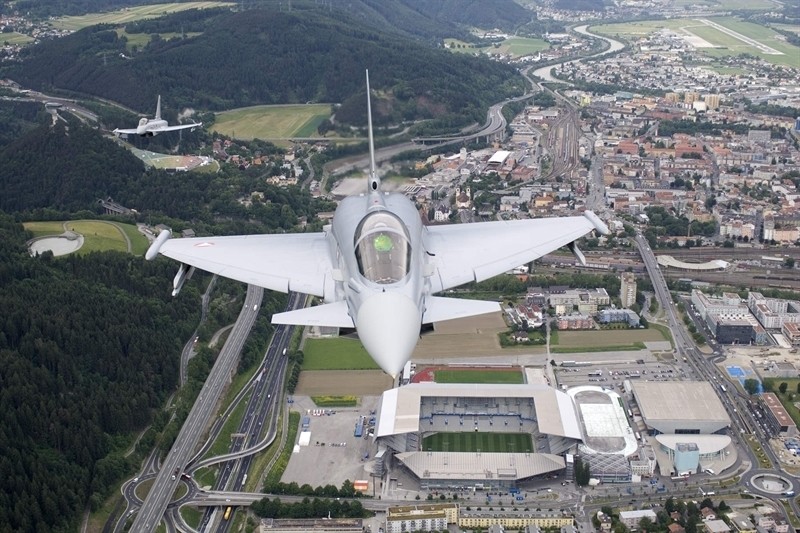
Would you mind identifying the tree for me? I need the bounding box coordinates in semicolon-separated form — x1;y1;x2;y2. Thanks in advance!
779;382;788;394
744;378;760;395
785;257;795;269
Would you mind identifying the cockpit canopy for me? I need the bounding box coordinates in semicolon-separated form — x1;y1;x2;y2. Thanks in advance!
354;211;411;284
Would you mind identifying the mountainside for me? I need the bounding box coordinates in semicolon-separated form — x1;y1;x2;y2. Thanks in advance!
0;212;200;532
0;116;145;213
5;6;525;127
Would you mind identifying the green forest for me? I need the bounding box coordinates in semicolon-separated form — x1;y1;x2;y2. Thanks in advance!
0;212;200;531
5;5;525;130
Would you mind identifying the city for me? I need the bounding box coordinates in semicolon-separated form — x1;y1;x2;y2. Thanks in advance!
0;1;799;532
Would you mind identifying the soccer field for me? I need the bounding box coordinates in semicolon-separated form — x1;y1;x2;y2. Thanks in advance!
434;369;524;384
422;432;532;453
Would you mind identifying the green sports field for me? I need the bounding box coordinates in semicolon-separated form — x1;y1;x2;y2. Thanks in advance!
423;432;533;453
434;369;524;384
212;104;331;141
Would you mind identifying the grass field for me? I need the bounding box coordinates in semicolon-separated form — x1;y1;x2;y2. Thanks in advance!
423;432;532;453
445;37;548;58
301;337;379;371
212;104;331;140
311;395;358;407
1;32;35;45
115;29;202;51
435;369;524;384
24;221;66;238
24;219;148;255
52;2;234;31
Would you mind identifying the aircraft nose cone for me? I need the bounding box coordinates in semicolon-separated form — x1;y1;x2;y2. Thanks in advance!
356;292;421;379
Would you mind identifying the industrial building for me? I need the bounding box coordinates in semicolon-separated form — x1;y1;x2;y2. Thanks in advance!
629;382;734;477
761;393;797;437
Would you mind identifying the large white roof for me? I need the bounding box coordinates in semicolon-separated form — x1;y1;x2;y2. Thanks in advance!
375;383;581;439
395;451;565;481
631;381;729;424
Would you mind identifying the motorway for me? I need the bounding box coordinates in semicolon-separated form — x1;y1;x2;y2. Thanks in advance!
127;285;264;532
121;289;303;532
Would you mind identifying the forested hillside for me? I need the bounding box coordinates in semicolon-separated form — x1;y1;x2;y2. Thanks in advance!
402;0;531;32
5;6;524;128
0;115;145;213
0;212;199;531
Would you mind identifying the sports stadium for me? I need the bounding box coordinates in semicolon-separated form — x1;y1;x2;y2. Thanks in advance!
374;382;582;490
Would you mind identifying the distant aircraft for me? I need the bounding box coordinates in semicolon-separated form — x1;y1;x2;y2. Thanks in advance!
113;95;201;137
146;71;608;377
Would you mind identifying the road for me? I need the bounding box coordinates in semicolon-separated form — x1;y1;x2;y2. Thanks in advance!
128;285;263;532
634;233;800;522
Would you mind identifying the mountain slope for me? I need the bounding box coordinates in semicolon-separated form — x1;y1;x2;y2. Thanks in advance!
5;6;524;127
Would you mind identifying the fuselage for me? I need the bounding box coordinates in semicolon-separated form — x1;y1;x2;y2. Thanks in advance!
329;190;429;377
136;118;167;136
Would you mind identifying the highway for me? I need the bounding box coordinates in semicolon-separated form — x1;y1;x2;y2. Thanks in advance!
201;293;302;531
128;285;264;532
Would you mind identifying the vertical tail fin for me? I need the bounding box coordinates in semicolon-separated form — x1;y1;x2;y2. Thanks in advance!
365;70;379;194
155;95;162;121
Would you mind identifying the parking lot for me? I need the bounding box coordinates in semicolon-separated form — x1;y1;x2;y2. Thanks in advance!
281;396;381;490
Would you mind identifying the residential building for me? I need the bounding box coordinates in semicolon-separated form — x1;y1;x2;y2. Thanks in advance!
619;509;657;530
620;272;637;309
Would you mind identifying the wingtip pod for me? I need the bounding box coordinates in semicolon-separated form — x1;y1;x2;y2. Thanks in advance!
145;229;171;260
584;210;610;235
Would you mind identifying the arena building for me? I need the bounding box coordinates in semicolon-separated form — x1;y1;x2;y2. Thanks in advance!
629;381;735;476
375;383;581;489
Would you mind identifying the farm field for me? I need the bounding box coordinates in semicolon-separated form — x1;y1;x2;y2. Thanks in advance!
435;369;525;384
295;370;392;396
423;432;533;453
301;337;379;371
51;2;234;31
115;29;202;51
212;104;331;140
555;328;668;347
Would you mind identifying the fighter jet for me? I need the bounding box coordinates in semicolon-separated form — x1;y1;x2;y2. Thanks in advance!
113;95;201;137
145;71;608;378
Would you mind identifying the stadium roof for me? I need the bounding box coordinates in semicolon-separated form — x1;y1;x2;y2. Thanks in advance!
631;381;730;424
375;383;581;439
395;451;565;481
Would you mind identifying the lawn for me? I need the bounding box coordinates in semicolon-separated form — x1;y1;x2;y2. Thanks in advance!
435;369;524;384
23;221;66;238
212;104;331;141
301;337;379;371
24;219;148;255
51;2;234;31
423;432;533;453
65;220;129;254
